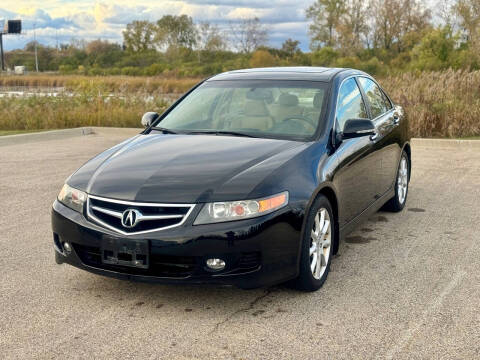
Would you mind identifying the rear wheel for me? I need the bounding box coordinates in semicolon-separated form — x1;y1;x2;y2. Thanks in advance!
294;195;334;292
384;151;409;212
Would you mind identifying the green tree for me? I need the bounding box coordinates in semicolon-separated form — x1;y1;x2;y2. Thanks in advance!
156;15;198;51
306;0;347;49
281;38;301;57
122;20;156;52
455;0;480;58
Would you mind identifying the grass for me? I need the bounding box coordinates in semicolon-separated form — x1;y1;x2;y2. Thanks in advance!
0;70;479;138
0;74;200;93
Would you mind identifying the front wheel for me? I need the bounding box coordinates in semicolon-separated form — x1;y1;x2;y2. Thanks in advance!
383;151;409;212
294;195;334;292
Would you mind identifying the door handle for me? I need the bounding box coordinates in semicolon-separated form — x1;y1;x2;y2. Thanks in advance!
370;132;378;141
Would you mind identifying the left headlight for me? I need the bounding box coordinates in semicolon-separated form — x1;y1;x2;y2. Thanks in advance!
57;184;87;213
194;191;289;225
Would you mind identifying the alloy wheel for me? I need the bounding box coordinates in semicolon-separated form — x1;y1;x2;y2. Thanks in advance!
310;208;331;280
397;156;408;204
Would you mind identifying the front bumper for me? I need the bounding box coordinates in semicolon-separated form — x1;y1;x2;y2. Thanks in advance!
52;200;303;289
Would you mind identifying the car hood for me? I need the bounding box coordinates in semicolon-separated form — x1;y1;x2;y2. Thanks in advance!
68;134;308;203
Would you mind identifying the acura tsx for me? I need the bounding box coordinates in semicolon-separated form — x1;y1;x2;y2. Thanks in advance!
52;67;410;291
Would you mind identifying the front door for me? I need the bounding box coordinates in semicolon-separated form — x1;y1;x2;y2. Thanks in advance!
332;78;383;226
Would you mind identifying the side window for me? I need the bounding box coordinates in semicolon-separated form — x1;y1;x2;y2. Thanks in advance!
358;77;391;119
336;78;368;131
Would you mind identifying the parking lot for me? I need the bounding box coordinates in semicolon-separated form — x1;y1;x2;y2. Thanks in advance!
1;129;479;359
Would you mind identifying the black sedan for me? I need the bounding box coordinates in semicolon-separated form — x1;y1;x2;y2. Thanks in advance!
52;67;410;291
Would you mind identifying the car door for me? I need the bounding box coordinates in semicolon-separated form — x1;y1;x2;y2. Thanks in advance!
357;77;401;196
332;77;383;226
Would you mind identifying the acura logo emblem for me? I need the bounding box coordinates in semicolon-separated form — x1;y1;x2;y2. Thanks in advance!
121;209;142;228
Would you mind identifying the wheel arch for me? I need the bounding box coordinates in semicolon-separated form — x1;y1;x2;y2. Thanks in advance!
306;184;340;255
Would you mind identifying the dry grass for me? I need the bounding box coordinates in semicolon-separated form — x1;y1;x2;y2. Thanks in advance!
0;74;200;94
380;70;480;138
0;71;479;138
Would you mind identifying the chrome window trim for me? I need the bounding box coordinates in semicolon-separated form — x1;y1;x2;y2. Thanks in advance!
86;194;196;236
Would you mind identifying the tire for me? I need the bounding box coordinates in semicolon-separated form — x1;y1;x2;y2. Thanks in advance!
383;151;409;212
294;195;335;292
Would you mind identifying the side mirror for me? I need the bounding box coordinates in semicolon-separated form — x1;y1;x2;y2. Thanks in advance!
342;119;376;139
141;112;160;127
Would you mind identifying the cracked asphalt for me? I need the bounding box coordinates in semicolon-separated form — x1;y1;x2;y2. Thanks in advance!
1;130;479;359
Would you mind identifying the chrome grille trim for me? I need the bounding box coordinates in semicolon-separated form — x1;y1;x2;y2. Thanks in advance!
86;195;195;235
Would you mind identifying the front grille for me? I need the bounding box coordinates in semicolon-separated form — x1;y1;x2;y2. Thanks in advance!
87;195;194;235
73;244;197;278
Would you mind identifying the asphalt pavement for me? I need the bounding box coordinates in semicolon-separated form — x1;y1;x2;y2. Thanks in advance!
1;129;479;359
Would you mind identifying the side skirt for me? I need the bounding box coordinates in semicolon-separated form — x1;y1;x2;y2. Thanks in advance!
339;188;395;242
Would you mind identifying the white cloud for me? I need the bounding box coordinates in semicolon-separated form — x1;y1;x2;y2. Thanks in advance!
0;0;314;50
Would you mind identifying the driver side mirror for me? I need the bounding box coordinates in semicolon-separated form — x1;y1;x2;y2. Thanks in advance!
141;112;160;127
342;119;376;139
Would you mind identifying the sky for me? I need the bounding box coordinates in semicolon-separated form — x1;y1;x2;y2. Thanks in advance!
0;0;315;51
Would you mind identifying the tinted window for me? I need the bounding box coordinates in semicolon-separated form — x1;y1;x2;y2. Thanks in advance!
156;80;329;140
336;78;368;131
358;77;392;119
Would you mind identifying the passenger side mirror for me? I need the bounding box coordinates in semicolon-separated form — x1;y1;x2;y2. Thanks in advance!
342;119;376;139
141;112;160;127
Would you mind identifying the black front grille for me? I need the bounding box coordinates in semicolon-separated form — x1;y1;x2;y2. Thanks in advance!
73;244;197;278
87;195;194;234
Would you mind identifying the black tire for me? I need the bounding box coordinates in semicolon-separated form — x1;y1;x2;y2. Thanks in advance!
294;195;335;292
383;151;409;212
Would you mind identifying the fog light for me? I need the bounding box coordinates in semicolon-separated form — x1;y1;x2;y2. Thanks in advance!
206;258;225;271
63;242;72;253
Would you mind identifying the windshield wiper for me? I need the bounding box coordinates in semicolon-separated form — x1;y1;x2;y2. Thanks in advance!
151;126;178;134
186;130;258;138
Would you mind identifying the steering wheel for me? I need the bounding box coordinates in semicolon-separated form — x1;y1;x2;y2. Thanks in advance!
273;115;316;134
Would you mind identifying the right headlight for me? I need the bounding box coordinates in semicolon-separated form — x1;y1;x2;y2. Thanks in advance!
194;191;289;225
57;184;87;213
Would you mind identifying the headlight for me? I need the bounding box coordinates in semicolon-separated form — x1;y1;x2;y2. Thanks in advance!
57;184;87;213
194;191;288;225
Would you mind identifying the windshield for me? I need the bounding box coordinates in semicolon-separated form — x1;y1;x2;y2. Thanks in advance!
153;80;329;140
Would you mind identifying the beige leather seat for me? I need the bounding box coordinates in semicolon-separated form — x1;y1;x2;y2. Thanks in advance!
269;94;304;124
226;100;273;131
304;91;324;123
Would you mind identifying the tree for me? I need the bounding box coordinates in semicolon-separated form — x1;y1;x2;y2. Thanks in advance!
306;0;347;49
336;0;369;53
197;22;227;52
156;15;198;51
249;49;277;67
369;0;431;51
455;0;480;54
230;17;268;53
281;38;301;57
122;20;156;52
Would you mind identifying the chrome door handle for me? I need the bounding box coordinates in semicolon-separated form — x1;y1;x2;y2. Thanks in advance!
393;114;400;125
370;132;378;141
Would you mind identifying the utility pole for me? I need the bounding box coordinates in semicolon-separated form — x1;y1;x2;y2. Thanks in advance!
0;33;4;71
34;22;39;72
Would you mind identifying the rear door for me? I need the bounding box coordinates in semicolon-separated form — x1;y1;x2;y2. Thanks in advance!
332;77;383;226
357;77;401;195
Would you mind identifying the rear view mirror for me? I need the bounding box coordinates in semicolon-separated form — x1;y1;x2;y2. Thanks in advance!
342;119;376;139
141;112;160;127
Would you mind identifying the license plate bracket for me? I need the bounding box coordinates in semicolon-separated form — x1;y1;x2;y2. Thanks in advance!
101;238;149;269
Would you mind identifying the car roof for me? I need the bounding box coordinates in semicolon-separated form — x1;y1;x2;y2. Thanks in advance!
207;67;360;82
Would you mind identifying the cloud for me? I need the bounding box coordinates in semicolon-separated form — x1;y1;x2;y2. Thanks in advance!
0;0;313;51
